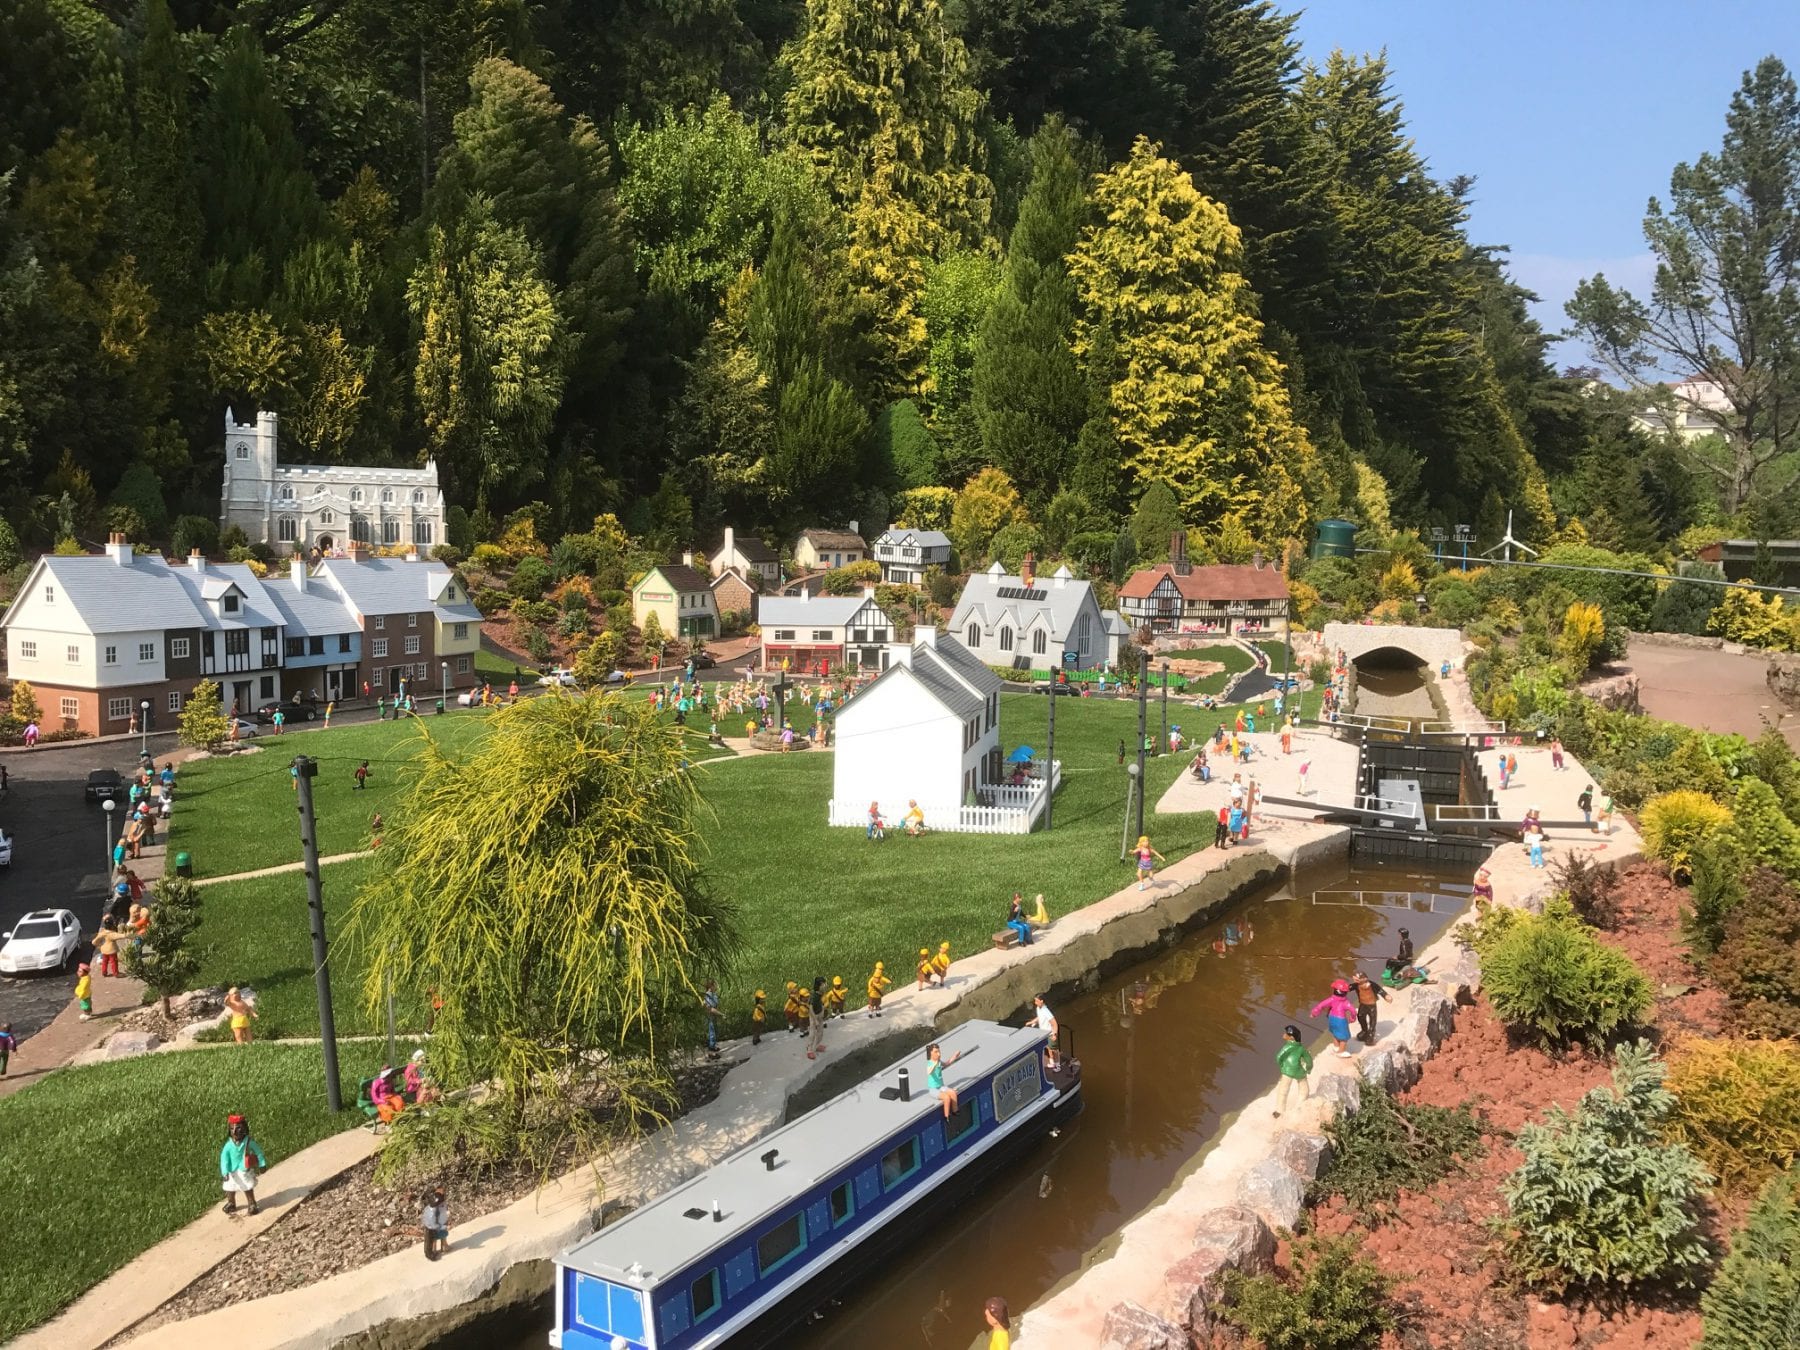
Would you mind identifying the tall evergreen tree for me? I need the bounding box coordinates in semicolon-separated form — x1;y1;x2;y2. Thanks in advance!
127;0;202;326
1068;136;1319;541
971;117;1089;508
783;0;993;387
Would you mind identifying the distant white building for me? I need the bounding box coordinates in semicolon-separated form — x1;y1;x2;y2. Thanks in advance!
219;408;446;556
948;556;1109;673
1629;375;1730;442
757;586;892;673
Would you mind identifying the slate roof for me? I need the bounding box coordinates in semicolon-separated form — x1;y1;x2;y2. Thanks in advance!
1118;563;1289;603
316;557;455;617
1102;608;1133;636
261;576;361;636
717;533;779;563
928;632;1003;696
838;634;996;725
876;529;952;550
948;566;1100;641
174;562;284;630
644;563;713;595
18;554;210;633
756;594;871;629
798;528;867;552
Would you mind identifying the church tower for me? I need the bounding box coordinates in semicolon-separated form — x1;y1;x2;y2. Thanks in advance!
219;408;280;540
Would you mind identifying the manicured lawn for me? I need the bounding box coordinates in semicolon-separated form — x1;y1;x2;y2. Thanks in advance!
0;1042;388;1342
1163;643;1253;695
1256;640;1298;672
474;645;535;681
168;708;733;879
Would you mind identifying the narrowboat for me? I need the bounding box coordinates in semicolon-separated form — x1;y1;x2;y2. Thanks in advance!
551;1019;1081;1349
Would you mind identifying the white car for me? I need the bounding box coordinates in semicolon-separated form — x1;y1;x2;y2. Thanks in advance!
231;718;261;738
0;908;81;974
0;828;11;866
539;668;578;687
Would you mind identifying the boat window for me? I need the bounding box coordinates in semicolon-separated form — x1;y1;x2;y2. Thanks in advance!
691;1269;720;1322
829;1180;855;1227
756;1212;807;1275
880;1137;920;1191
944;1099;977;1146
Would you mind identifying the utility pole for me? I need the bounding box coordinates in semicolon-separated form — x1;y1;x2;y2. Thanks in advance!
1159;661;1169;757
1045;666;1056;832
1134;649;1149;845
293;756;342;1112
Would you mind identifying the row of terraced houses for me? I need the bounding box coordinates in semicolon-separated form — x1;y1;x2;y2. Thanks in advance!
0;535;482;736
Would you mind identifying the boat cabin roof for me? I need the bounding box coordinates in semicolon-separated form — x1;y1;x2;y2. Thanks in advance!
560;1019;1046;1288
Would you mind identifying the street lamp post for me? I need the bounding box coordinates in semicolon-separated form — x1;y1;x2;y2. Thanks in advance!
1160;661;1169;756
440;661;448;703
139;699;150;757
102;797;116;871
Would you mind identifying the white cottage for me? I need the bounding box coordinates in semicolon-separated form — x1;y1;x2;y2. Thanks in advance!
220;408;446;555
830;631;1003;829
948;555;1108;672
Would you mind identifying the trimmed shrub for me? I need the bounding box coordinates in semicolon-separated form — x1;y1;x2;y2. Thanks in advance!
1699;1167;1800;1350
1641;790;1736;880
1498;1041;1713;1293
1315;1081;1485;1220
1713;869;1800;1039
1553;852;1621;930
1218;1236;1395;1350
473;587;508;617
1481;907;1653;1048
1685;834;1749;956
1667;1037;1800;1195
169;514;218;559
508;555;553;601
1732;778;1800;879
522;627;552;664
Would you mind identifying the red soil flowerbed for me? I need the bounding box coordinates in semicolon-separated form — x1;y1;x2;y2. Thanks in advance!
1290;863;1730;1349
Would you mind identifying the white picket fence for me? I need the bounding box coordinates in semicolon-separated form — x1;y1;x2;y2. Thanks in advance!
827;761;1061;835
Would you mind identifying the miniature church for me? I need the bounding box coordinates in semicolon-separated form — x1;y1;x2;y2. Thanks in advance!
218;408;447;557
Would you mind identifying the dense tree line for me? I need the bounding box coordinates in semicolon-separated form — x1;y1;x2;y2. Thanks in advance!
0;0;1781;562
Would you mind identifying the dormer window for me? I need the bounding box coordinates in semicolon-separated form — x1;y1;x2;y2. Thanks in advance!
223;594;240;614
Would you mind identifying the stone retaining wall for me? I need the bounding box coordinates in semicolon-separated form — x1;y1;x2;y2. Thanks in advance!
1770;653;1800;709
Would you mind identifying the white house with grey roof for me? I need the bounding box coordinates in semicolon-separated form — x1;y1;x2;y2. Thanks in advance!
314;552;482;697
220;407;446;555
829;630;1056;833
757;586;891;673
948;556;1108;673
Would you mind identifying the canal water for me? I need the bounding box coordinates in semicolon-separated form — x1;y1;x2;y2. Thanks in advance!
492;861;1467;1350
1350;656;1436;728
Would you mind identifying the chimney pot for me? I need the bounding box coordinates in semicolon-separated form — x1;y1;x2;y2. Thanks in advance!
848;519;859;537
1021;551;1035;587
682;550;694;568
290;557;307;591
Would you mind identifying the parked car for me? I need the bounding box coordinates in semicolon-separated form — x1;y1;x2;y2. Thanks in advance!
539;668;578;687
84;768;125;803
231;719;261;738
604;669;633;685
256;698;319;724
687;650;718;670
0;827;12;866
0;908;81;974
1031;682;1081;696
457;689;479;707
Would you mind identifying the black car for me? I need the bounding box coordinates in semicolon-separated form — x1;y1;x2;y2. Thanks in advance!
255;698;319;724
84;768;124;803
687;650;718;670
1031;681;1081;695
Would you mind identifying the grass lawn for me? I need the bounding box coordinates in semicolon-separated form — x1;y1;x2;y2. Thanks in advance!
1163;643;1253;695
1255;639;1298;672
0;1042;389;1342
168;707;734;879
474;645;534;681
188;688;1324;1041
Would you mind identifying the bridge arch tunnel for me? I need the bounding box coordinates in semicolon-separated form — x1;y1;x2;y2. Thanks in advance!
1351;644;1431;672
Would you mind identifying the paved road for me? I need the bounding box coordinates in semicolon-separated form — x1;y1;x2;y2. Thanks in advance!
1621;639;1800;750
0;735;180;1038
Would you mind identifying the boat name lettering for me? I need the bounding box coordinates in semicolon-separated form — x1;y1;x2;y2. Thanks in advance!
992;1053;1038;1124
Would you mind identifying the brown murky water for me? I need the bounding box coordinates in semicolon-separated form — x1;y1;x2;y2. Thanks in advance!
1352;660;1436;726
493;861;1466;1350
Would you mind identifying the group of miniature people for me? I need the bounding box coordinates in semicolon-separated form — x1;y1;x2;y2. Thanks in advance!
365;1048;441;1124
1274;928;1431;1115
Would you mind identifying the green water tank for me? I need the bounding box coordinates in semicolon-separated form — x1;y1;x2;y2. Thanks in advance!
1313;518;1357;560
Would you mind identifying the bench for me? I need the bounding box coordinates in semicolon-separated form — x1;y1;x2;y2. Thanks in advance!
992;929;1022;950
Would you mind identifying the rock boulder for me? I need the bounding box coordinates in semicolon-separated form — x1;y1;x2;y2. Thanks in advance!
1358;1044;1420;1091
1312;1070;1361;1116
1191;1204;1276;1270
102;1030;161;1059
1234;1159;1306;1233
1099;1301;1186;1350
1269;1131;1332;1181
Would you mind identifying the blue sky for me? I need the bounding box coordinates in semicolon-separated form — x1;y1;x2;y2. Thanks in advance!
1294;0;1800;368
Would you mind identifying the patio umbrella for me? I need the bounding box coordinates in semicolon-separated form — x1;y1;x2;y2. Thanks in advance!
1008;745;1036;762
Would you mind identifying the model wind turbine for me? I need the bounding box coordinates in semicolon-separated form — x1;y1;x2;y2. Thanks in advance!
1481;510;1539;565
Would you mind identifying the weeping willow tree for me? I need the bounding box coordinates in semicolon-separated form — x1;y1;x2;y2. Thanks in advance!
345;691;737;1170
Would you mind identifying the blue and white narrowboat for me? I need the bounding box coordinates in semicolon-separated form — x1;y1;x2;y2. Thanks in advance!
550;1018;1081;1349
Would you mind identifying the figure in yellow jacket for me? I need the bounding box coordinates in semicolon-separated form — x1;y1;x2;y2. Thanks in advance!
824;976;848;1018
929;941;952;988
867;962;892;1018
751;990;767;1046
916;947;934;991
782;982;803;1034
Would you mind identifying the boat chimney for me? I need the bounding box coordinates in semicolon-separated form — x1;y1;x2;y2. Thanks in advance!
712;1200;724;1222
760;1148;780;1173
897;1067;911;1102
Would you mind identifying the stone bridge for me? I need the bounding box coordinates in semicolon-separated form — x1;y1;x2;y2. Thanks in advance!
1321;621;1467;672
